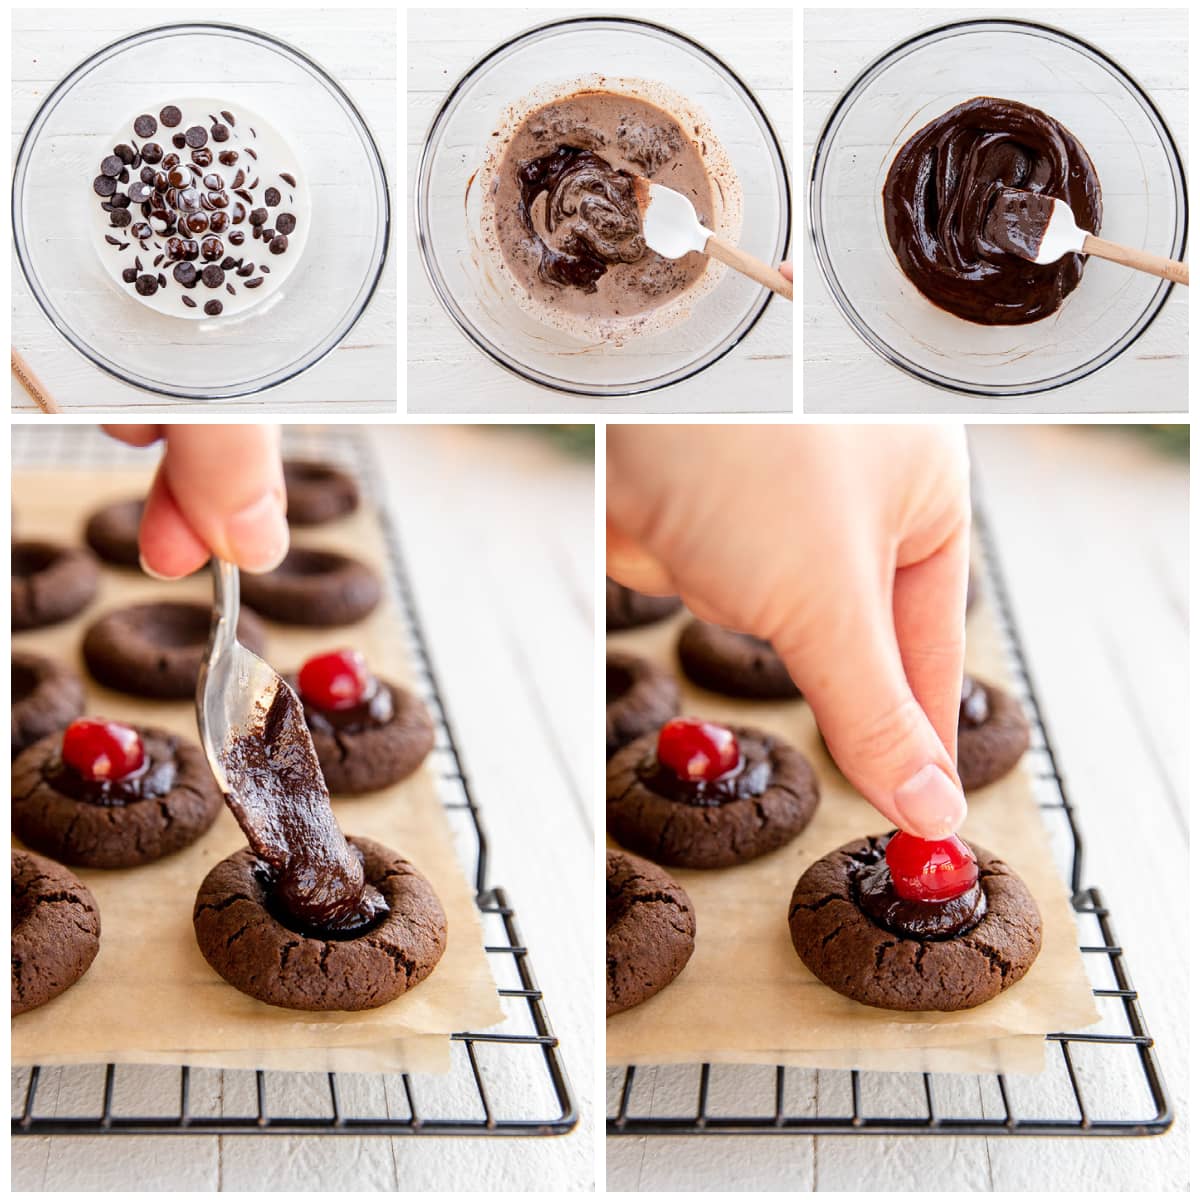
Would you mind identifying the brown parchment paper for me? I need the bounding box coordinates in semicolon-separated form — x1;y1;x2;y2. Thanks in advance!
606;570;1099;1075
12;468;503;1074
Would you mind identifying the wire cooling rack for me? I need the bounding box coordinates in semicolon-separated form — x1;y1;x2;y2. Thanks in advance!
11;425;577;1137
607;494;1172;1138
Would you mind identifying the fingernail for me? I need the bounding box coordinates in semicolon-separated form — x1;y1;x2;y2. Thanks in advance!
225;492;288;573
138;552;182;581
894;764;967;839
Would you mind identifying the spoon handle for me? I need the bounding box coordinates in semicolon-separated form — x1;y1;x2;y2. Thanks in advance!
704;234;793;300
1082;235;1189;286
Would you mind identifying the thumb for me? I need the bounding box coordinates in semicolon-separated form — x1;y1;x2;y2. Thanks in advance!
773;570;966;840
160;425;288;573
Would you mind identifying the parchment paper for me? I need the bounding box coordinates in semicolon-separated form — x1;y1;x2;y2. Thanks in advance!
12;468;503;1074
606;568;1099;1075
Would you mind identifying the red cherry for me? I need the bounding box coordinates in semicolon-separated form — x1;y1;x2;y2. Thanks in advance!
885;831;979;902
656;717;739;782
298;649;371;711
62;718;145;782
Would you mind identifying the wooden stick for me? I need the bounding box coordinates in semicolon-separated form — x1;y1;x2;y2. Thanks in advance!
704;234;793;300
11;350;59;413
1082;235;1189;286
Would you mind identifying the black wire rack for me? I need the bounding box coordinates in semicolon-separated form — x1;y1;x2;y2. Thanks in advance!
607;496;1172;1138
11;425;577;1138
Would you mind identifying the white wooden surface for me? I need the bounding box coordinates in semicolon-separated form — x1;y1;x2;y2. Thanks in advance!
10;9;398;414
406;8;794;414
11;426;595;1191
607;424;1189;1190
802;9;1189;414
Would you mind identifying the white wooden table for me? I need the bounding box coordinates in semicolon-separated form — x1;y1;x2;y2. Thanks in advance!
406;8;794;414
11;9;397;414
12;426;595;1191
607;424;1189;1190
803;9;1188;414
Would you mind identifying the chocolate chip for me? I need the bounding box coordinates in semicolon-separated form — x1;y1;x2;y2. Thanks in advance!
211;123;230;143
154;171;169;191
168;166;189;188
200;193;215;211
131;221;153;240
93;175;117;197
128;182;151;203
209;212;229;234
110;192;130;209
247;177;260;191
275;213;296;235
245;147;258;160
134;256;143;271
201;265;225;288
122;267;138;283
163;152;180;169
185;212;209;234
191;147;213;168
264;187;281;207
100;154;124;177
110;209;132;228
160;105;182;128
229;230;245;246
225;282;235;296
141;142;163;164
135;273;158;296
119;167;130;183
152;253;163;267
244;277;264;288
249;208;268;226
139;165;155;184
219;150;239;166
173;260;197;285
165;237;184;259
231;202;246;224
236;263;254;277
200;173;219;191
179;188;202;213
172;132;187;149
268;234;288;255
157;272;167;289
115;143;135;164
185;126;208;148
234;188;254;205
201;236;224;261
182;294;197;307
259;264;270;274
182;239;200;260
232;169;246;189
221;110;236;127
104;234;123;247
133;115;157;138
280;172;297;188
204;299;223;316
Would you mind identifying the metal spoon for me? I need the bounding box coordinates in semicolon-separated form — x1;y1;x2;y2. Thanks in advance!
637;181;793;300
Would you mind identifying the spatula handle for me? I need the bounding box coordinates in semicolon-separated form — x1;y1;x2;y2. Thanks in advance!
704;234;793;300
1082;235;1189;286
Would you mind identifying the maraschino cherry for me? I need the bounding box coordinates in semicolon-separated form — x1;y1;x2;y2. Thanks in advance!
657;717;739;782
61;718;145;782
298;649;372;711
885;831;978;902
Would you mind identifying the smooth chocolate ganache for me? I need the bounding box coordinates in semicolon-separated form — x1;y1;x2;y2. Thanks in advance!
219;682;387;936
635;735;771;807
486;88;718;330
855;841;987;940
883;96;1102;325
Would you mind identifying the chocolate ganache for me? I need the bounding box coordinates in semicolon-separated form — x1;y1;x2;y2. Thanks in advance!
883;96;1102;325
302;677;394;737
516;146;647;291
856;855;987;939
48;753;176;807
636;734;772;807
219;682;387;935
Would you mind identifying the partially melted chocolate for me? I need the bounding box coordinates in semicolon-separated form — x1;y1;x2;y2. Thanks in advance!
219;682;387;935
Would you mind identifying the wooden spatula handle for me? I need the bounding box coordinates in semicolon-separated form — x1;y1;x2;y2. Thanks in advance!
1082;235;1189;286
704;234;793;300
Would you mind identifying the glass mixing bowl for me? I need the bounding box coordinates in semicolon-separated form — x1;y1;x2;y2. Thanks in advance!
12;22;390;401
809;18;1187;397
415;15;791;396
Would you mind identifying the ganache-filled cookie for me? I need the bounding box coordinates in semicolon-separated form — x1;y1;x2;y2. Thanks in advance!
606;578;681;631
83;601;267;699
12;850;101;1015
12;718;223;868
608;717;820;868
958;676;1031;792
194;836;446;1011
283;460;360;525
286;649;434;794
240;547;382;626
677;618;801;700
12;651;85;759
607;651;679;759
12;540;100;631
788;831;1042;1011
84;497;144;567
607;850;695;1016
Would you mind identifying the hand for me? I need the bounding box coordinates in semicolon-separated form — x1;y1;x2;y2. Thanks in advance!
607;425;972;839
779;261;793;282
103;424;288;579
